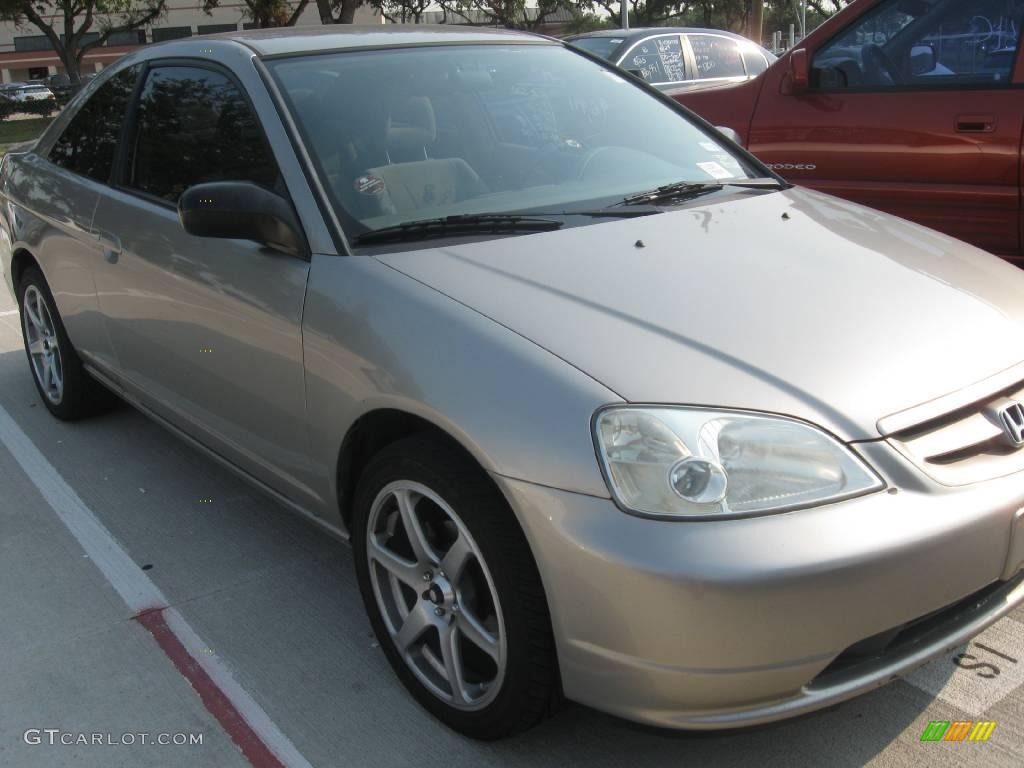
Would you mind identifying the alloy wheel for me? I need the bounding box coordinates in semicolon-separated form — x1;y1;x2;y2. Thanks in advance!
22;284;63;404
366;480;507;710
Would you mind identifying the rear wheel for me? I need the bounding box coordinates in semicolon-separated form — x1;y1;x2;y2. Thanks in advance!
352;435;559;739
17;266;114;420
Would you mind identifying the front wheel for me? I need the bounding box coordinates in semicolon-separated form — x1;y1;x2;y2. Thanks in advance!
352;435;559;739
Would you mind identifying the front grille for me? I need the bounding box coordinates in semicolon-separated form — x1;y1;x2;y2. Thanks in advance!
885;378;1024;486
810;575;1018;688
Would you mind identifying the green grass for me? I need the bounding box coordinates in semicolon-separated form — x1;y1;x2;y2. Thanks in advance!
0;117;53;154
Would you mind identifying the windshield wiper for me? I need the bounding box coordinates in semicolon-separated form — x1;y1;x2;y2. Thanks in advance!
617;177;785;207
353;213;563;245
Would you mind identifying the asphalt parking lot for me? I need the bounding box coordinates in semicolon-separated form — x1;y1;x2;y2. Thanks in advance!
1;284;1023;768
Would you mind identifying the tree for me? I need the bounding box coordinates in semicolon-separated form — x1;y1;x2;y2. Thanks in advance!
0;0;166;84
311;0;364;23
202;0;309;28
749;0;763;43
375;0;429;24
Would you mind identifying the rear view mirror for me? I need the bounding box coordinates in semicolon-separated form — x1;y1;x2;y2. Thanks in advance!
178;182;306;258
716;126;743;146
789;48;810;92
910;44;936;76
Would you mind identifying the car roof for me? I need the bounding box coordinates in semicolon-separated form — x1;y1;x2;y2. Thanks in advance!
186;24;554;58
566;27;747;40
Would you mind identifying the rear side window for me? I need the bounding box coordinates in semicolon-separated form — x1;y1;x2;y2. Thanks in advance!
621;35;687;84
741;49;770;76
127;66;278;203
689;35;747;79
49;66;139;183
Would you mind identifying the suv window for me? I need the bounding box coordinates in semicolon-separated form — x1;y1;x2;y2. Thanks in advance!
689;35;747;79
48;66;138;182
127;66;278;203
621;35;687;84
813;0;1024;89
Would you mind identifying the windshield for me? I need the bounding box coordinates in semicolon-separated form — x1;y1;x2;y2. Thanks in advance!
270;43;759;242
567;36;626;60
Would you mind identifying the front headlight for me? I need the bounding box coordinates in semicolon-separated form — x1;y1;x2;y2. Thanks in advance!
594;407;883;519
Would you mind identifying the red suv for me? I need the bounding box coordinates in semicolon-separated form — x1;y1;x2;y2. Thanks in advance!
671;0;1024;261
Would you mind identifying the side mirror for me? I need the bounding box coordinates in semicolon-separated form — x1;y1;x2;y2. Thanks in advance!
789;48;810;92
715;126;743;146
178;181;306;258
910;43;936;76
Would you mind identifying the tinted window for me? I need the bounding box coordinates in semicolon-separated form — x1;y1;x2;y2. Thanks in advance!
49;66;138;183
622;35;687;84
568;35;625;61
689;35;747;79
813;0;1024;88
128;66;278;203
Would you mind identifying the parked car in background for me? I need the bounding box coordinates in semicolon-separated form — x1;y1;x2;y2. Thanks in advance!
4;26;1024;741
670;0;1024;262
46;74;74;98
46;73;96;99
0;82;27;100
8;83;55;102
566;27;776;91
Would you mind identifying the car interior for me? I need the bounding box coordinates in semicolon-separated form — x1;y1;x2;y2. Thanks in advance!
273;45;747;232
812;0;1024;89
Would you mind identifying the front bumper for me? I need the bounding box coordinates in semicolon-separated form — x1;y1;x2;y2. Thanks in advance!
494;443;1024;729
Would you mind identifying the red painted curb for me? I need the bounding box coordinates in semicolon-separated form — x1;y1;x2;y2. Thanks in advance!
135;609;285;768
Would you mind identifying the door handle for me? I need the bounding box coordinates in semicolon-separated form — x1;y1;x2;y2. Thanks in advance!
94;231;122;264
956;114;996;133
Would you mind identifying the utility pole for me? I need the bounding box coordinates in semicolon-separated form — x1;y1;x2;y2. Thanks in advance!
801;0;808;39
749;0;764;45
622;0;629;30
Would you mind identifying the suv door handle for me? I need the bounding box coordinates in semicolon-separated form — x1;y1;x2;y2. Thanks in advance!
956;114;996;133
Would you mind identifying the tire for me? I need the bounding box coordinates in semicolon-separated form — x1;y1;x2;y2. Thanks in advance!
17;266;115;420
352;434;559;739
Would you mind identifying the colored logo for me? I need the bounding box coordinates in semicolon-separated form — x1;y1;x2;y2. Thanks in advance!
920;720;996;742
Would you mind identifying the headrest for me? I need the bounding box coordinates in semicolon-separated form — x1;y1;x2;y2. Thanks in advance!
386;96;436;155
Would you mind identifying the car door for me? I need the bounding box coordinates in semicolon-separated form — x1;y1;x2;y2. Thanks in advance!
6;66;142;373
89;61;315;503
748;0;1024;259
617;33;690;90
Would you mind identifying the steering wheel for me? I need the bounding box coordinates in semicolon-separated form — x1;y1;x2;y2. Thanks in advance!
518;138;586;187
861;44;898;86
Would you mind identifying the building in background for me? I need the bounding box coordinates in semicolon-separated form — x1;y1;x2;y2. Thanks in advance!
0;1;381;83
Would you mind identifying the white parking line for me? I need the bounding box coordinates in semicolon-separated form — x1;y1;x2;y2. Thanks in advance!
905;616;1024;715
0;403;314;768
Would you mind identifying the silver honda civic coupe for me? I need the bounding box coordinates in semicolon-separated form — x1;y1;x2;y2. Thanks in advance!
2;26;1024;740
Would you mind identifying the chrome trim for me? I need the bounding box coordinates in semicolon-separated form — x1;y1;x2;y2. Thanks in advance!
877;359;1024;436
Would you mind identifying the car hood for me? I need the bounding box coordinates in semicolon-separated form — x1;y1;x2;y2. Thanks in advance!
375;187;1024;440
